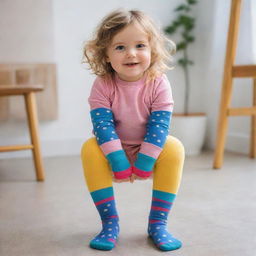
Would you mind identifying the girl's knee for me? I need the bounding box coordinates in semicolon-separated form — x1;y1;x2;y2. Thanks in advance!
81;137;98;159
163;136;185;161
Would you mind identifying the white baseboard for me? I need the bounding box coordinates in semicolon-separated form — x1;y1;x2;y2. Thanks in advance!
225;133;250;154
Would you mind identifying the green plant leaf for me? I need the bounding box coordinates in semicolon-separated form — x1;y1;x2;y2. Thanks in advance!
178;59;187;67
164;18;186;34
187;36;195;43
182;33;195;43
177;42;187;50
178;58;194;67
164;25;176;34
175;4;190;12
173;20;182;27
178;15;195;31
187;0;197;5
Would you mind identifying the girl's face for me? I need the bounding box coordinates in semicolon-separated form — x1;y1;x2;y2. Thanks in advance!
106;23;151;82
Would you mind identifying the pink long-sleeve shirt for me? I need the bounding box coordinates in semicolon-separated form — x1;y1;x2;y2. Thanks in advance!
88;73;174;164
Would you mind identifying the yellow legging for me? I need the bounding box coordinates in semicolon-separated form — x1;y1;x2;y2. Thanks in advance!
81;135;184;194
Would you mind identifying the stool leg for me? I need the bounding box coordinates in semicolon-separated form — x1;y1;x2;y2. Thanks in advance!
24;92;45;181
250;78;256;158
213;76;233;169
213;0;242;169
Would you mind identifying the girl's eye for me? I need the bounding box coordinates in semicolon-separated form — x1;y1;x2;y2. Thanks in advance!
115;45;125;51
136;44;146;48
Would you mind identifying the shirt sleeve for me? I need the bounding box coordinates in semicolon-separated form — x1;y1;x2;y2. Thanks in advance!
133;75;174;177
88;77;132;179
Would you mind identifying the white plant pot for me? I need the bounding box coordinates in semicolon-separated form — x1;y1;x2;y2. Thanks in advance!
170;114;207;156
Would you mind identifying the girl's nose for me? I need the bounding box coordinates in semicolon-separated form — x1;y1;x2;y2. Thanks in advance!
126;48;136;57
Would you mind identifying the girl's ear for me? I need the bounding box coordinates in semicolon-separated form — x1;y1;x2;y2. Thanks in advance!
105;48;110;63
106;56;110;63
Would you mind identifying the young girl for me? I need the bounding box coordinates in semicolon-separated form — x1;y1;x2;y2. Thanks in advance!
81;9;184;251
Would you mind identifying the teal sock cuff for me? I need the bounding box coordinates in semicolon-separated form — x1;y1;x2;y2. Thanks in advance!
152;190;176;202
106;150;131;172
90;186;113;202
134;152;156;171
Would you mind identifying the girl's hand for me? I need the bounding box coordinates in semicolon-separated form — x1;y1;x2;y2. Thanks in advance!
113;177;131;183
130;173;152;183
112;172;131;183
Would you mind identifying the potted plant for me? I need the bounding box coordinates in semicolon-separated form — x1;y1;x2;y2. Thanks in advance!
164;0;207;155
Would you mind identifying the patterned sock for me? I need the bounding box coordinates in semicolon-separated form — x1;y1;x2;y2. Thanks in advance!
89;187;119;251
148;190;182;251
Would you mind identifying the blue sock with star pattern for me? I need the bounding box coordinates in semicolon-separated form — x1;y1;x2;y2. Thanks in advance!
148;190;182;251
89;187;119;251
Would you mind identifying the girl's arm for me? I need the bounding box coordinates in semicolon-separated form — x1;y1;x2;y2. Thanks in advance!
133;75;174;178
88;77;132;180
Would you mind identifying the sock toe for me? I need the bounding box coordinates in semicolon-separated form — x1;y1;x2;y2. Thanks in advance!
148;224;182;251
158;239;182;251
90;239;115;251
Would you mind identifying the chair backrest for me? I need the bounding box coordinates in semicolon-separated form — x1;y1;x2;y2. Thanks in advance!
0;63;58;121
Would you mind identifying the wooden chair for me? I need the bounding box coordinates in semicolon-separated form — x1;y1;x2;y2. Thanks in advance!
213;0;256;169
0;84;45;181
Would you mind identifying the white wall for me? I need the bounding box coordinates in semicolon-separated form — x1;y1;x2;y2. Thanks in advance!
0;0;55;62
0;0;255;158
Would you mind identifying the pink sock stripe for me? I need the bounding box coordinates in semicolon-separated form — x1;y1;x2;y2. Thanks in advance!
151;206;169;212
153;197;173;205
95;196;114;206
108;238;116;244
133;166;152;177
149;219;161;224
157;242;166;247
114;167;132;179
140;142;162;159
109;215;118;219
100;140;122;155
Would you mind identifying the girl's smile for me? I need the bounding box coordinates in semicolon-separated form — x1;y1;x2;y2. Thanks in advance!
106;23;151;82
123;62;139;67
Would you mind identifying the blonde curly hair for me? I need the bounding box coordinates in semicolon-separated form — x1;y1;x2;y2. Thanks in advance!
82;9;176;80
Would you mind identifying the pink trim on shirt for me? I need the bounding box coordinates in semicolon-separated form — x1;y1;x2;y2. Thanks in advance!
100;139;123;155
114;167;132;179
139;142;162;159
133;166;153;177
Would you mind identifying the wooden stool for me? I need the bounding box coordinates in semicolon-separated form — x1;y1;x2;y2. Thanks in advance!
0;84;45;181
213;0;256;169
